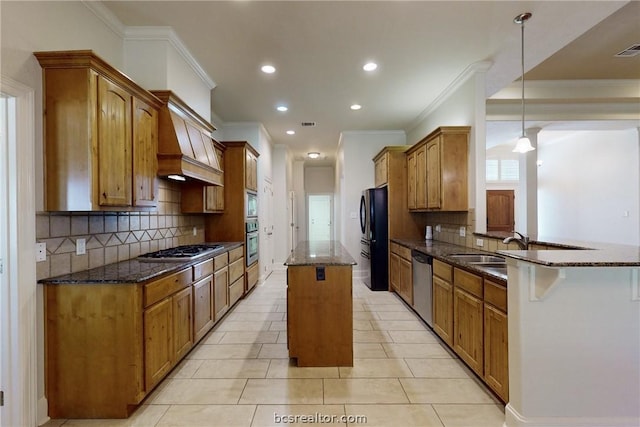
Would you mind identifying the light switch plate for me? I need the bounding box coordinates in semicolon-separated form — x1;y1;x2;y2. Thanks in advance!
459;226;466;237
476;238;484;247
36;242;46;262
193;227;197;236
435;224;441;232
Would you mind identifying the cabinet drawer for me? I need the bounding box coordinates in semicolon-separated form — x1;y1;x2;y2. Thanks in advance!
144;268;191;308
454;268;483;298
246;261;259;291
433;259;452;282
390;242;411;260
193;258;214;281
229;258;244;284
228;246;244;263
229;277;243;307
484;280;507;313
390;242;401;255
214;252;229;271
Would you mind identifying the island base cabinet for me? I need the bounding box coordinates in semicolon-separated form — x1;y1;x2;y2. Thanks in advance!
44;284;144;419
287;265;353;367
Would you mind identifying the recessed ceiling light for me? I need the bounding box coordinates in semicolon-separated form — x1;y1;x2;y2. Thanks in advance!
350;104;362;110
363;62;377;72
261;64;276;74
286;130;295;135
277;105;288;112
307;152;320;159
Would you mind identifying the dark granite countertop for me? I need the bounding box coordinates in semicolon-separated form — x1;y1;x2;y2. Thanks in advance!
392;239;507;283
285;240;357;266
39;242;243;284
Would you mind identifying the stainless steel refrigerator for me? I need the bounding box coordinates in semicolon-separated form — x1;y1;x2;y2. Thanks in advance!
359;187;388;291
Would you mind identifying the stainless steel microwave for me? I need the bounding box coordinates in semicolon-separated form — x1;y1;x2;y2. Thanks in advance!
246;191;258;218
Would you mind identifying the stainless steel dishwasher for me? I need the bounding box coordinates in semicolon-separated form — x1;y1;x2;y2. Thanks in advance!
411;250;433;327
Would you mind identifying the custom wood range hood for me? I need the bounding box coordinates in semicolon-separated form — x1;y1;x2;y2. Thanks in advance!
151;90;224;186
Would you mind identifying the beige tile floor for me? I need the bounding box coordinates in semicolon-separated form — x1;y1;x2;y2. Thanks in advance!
44;270;505;427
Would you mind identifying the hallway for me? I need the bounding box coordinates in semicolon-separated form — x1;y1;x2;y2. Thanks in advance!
44;270;505;426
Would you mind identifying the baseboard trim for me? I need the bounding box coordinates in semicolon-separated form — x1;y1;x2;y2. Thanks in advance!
505;403;640;427
37;396;49;426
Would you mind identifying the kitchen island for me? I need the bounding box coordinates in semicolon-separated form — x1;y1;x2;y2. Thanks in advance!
285;240;356;367
498;240;640;427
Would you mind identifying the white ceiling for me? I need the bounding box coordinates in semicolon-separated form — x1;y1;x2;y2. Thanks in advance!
102;1;639;163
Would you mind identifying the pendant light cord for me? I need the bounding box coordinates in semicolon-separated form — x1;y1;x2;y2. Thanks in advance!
520;20;526;138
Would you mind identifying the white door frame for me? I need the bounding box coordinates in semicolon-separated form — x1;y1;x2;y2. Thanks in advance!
0;76;38;427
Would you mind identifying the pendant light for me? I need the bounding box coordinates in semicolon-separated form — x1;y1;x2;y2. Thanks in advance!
512;12;535;153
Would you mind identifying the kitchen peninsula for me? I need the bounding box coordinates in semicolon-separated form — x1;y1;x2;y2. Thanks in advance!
498;240;640;427
285;240;356;367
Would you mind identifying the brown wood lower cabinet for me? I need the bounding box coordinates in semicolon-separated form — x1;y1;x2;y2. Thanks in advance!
484;280;509;401
453;286;484;375
431;258;509;402
44;244;245;419
144;296;174;391
246;261;259;292
193;274;214;342
432;275;454;346
389;242;412;305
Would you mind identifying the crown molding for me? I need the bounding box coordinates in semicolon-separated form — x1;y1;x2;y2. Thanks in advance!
406;61;492;134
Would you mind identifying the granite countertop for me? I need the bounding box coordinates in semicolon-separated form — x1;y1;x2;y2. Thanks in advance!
392;239;507;283
39;242;243;284
285;240;357;266
497;246;640;267
479;233;640;267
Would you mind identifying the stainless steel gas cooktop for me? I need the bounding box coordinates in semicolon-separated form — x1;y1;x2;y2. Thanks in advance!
138;244;223;262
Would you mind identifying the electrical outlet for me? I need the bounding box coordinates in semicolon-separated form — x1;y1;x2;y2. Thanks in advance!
476;238;484;247
459;226;466;237
192;227;197;236
435;224;441;232
36;242;46;262
76;238;86;255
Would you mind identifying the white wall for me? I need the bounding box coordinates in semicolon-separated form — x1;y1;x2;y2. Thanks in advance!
407;70;488;232
336;131;407;278
123;28;215;121
538;129;640;245
272;145;292;266
304;166;334;193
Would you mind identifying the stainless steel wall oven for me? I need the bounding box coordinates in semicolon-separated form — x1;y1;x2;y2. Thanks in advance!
246;219;259;266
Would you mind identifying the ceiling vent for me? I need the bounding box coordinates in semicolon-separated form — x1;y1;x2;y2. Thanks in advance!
301;121;316;127
615;44;640;57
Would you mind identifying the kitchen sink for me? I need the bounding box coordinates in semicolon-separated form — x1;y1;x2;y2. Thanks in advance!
448;253;506;264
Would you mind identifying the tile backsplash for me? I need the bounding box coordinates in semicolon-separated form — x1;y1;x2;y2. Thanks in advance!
36;180;205;280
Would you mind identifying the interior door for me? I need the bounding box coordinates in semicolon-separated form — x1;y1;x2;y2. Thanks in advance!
308;194;333;241
487;190;515;232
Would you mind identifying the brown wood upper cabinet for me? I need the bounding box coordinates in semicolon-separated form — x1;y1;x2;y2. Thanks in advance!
35;50;163;211
406;126;469;212
245;149;258;191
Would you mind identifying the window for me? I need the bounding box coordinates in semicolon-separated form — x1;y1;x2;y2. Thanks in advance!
486;159;519;182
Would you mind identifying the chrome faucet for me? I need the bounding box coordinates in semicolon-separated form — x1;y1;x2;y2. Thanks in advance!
503;231;530;250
